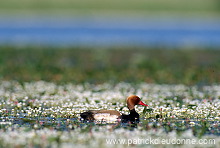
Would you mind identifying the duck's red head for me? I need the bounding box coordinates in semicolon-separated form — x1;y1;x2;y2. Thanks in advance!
126;95;148;110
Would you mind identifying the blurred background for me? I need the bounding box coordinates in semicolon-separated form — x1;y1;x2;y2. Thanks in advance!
0;0;220;84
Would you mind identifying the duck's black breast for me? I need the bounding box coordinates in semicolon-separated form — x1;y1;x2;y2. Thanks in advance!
120;109;139;123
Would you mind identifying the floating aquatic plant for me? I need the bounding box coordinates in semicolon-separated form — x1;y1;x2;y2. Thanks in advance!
0;81;219;147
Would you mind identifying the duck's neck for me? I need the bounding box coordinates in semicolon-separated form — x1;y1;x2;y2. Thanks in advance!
129;109;138;114
129;109;139;123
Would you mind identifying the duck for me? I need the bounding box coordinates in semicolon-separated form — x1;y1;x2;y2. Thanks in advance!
80;95;148;124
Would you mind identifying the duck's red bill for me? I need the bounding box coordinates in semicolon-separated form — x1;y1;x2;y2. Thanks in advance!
138;101;148;106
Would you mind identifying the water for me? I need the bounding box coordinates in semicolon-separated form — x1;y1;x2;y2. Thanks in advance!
1;116;219;136
0;16;220;48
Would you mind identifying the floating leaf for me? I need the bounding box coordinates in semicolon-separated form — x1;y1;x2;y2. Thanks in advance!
142;106;147;115
146;108;153;113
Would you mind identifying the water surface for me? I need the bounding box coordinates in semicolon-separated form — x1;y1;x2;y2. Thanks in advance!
0;16;220;47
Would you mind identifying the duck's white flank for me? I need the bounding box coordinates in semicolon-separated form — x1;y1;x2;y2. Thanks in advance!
94;113;119;124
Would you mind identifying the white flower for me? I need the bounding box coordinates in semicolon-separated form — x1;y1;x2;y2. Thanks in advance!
189;122;195;126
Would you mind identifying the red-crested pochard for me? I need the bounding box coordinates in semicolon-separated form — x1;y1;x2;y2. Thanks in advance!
80;95;148;124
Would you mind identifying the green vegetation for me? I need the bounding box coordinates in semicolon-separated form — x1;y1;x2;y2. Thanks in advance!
0;46;219;85
0;0;219;16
